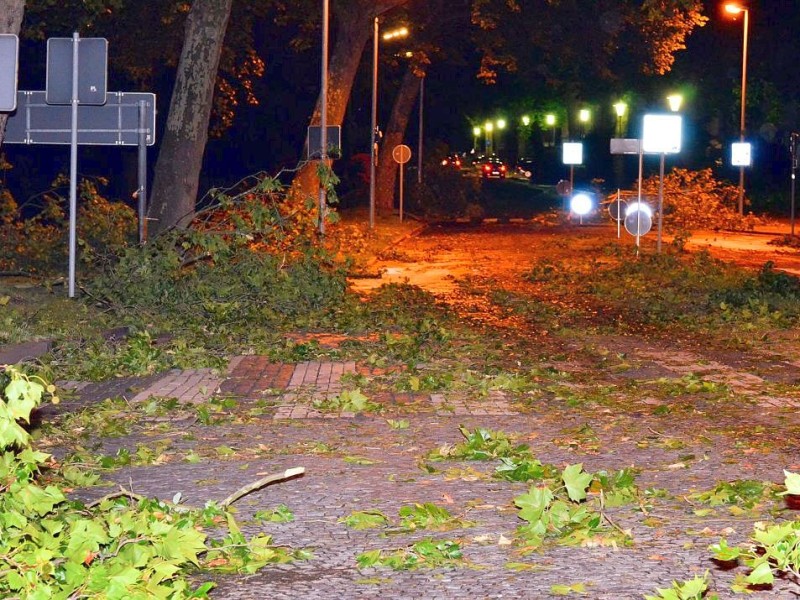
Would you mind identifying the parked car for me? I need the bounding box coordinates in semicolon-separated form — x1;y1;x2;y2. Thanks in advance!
515;158;534;180
481;156;507;179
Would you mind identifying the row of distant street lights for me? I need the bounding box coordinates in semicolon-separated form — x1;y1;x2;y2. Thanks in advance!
472;93;685;153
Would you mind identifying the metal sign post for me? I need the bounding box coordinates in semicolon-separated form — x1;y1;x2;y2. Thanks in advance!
392;144;412;222
5;89;157;279
45;32;109;297
791;133;798;237
69;33;80;298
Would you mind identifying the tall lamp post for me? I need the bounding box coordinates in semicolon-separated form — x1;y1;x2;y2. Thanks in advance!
318;0;329;236
545;113;556;147
613;102;627;188
613;101;627;137
484;121;494;154
578;108;590;138
725;3;749;215
472;126;481;153
495;118;506;155
369;22;409;230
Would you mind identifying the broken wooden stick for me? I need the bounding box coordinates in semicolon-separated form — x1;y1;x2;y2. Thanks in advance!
220;467;305;508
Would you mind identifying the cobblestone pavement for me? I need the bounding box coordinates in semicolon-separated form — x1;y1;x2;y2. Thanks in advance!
52;350;800;600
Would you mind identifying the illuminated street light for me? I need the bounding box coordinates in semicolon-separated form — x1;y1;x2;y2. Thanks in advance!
521;115;531;127
545;113;556;147
484;121;494;154
472;126;481;152
667;94;683;112
725;2;749;215
613;101;627;137
382;26;409;41
370;22;410;229
578;108;590;138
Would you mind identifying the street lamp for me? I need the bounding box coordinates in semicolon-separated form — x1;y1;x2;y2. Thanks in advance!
545;113;556;147
472;126;481;153
495;118;506;154
370;21;409;229
725;2;749;215
667;94;683;112
521;115;531;127
613;102;627;137
484;121;494;154
578;108;590;138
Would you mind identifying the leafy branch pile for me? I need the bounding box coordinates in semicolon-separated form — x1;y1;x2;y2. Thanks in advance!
0;367;307;598
0;176;137;275
638;167;763;233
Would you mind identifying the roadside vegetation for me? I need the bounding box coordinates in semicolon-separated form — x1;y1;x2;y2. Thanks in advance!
2;167;800;597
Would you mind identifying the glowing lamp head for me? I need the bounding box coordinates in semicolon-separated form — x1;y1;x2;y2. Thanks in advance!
725;4;744;14
579;109;590;123
496;118;507;130
667;94;683;112
570;193;593;216
521;115;531;126
613;102;627;118
545;114;556;126
484;122;494;132
473;126;482;136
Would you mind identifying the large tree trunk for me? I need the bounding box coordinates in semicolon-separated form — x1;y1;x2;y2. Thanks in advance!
0;0;26;149
147;0;232;236
291;0;407;203
375;65;424;212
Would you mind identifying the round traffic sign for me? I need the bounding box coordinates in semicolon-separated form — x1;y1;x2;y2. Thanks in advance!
392;144;412;164
624;209;653;236
608;200;628;221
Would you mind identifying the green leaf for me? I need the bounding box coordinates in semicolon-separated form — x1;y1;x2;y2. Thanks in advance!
551;582;587;595
746;560;775;585
562;464;593;502
709;538;740;562
65;518;111;563
356;549;383;569
340;510;390;530
782;469;800;495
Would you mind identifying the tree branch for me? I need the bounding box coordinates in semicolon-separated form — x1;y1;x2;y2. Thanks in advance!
220;467;305;508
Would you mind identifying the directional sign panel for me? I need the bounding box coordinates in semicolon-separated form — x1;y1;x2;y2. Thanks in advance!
307;125;341;159
4;91;156;146
46;37;108;105
0;34;19;112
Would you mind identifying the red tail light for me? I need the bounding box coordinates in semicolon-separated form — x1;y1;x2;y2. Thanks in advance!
500;165;507;172
483;164;491;171
455;160;461;166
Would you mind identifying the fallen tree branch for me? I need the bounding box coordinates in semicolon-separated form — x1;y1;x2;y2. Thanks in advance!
86;486;147;509
220;467;305;508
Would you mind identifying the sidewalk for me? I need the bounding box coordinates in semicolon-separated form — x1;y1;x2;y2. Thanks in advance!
49;345;800;599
